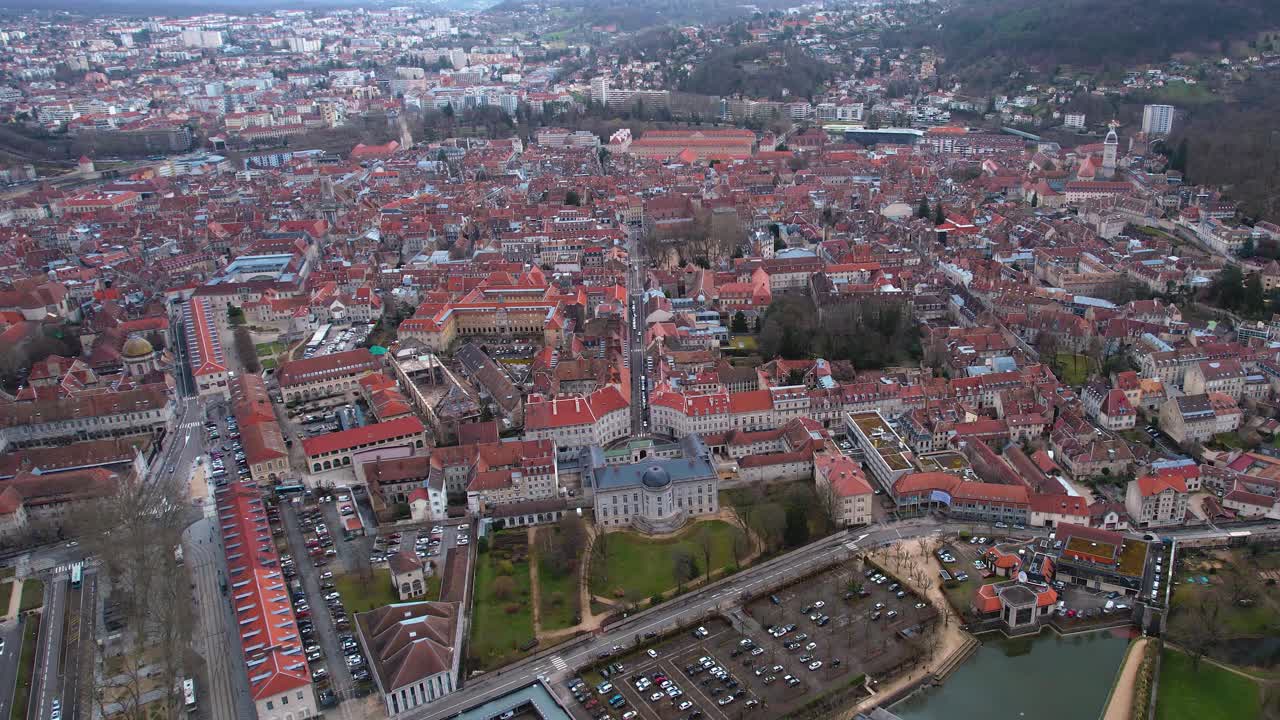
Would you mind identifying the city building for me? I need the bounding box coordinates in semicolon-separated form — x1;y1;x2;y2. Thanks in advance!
277;349;382;404
355;601;462;716
1141;104;1175;136
1125;473;1189;528
585;435;719;534
184;296;230;399
216;479;317;720
813;452;873;527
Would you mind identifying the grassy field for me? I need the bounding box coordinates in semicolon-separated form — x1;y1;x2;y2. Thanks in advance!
333;569;398;614
0;580;12;613
943;575;1000;616
589;521;745;602
1054;352;1092;386
255;341;288;358
469;539;536;670
535;533;582;632
1155;648;1262;720
1170;549;1280;642
18;579;43;613
11;619;38;720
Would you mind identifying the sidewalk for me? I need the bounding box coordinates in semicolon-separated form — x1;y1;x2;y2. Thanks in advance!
0;579;23;622
1102;637;1148;720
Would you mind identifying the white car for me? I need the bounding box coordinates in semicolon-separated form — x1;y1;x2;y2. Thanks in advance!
646;649;658;658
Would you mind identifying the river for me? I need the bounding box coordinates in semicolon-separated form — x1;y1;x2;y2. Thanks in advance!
892;629;1133;720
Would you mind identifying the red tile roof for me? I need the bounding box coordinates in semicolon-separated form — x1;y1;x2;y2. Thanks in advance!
215;481;310;702
302;416;425;458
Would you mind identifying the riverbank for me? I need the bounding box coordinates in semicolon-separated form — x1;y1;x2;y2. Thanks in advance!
1102;636;1149;720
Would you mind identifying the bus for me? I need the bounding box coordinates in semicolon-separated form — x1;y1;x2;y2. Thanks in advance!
182;678;196;713
275;483;306;498
70;562;83;588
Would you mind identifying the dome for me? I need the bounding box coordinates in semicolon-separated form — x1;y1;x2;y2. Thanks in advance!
122;335;154;359
641;465;672;489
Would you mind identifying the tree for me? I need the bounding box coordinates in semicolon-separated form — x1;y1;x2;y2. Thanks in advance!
698;527;715;583
783;505;810;547
1187;595;1223;670
916;197;930;219
758;504;787;551
933;203;946;226
731;311;749;334
232;326;261;375
77;473;192;720
565;189;581;206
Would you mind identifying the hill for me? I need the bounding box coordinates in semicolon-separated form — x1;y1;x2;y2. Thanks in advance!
679;43;839;102
892;0;1273;70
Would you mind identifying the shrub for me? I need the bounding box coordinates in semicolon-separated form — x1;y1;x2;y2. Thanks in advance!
504;603;521;615
492;575;516;600
497;559;515;576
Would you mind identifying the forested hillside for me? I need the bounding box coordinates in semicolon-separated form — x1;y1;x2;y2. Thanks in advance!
892;0;1272;69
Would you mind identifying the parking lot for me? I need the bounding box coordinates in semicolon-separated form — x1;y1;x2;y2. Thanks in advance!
565;559;940;720
275;494;370;706
300;322;373;361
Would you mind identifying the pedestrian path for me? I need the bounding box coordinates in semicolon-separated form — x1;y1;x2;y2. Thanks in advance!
1;578;22;621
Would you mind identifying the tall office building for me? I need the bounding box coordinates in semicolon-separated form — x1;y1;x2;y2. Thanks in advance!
590;76;610;105
1142;104;1175;136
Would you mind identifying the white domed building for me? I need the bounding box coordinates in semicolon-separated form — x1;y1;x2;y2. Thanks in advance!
585;435;719;534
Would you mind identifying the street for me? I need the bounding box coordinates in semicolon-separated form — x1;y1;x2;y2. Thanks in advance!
627;227;650;436
184;517;256;720
33;575;66;720
0;619;23;720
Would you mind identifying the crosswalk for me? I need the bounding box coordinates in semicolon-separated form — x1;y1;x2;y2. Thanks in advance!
51;559;96;575
549;655;568;672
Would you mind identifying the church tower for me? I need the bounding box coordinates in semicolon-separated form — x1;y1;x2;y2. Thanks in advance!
1101;120;1119;179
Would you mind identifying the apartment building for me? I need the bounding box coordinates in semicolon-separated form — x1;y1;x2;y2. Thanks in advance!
1125;474;1189;528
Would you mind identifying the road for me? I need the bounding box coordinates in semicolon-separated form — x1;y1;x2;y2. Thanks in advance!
0;618;23;720
626;226;650;436
32;575;66;720
61;569;97;720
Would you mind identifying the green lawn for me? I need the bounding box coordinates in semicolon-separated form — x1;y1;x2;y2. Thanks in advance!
1155;648;1262;720
943;574;1000;616
536;544;581;632
259;357;278;370
1054;352;1092;386
333;569;398;614
469;542;535;670
18;579;43;613
0;566;13;580
255;341;288;358
11;619;39;720
589;521;746;602
0;580;12;613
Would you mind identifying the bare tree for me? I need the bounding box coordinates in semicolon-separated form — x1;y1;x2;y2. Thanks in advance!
1187;595;1224;670
698;528;715;584
77;471;193;720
